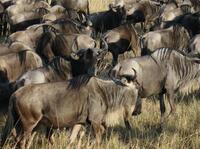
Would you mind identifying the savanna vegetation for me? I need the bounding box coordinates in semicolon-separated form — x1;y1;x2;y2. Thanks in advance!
0;0;200;149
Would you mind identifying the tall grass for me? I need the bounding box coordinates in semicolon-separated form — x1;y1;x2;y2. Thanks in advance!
1;1;200;149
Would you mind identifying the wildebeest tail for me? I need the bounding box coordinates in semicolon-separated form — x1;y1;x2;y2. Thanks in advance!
0;96;18;148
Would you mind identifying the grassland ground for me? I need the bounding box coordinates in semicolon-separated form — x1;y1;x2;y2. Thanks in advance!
1;96;200;149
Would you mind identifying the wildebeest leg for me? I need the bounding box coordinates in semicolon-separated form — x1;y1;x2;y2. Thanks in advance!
26;132;36;149
124;106;132;130
69;124;83;145
166;91;176;116
92;122;105;146
46;127;54;145
77;129;86;149
159;93;166;129
132;97;142;116
112;53;118;66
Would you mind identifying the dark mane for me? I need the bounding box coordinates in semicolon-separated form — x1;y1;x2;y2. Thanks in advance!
48;57;71;78
68;75;92;89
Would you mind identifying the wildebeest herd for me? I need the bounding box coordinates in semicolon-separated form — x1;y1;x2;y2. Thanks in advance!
0;0;200;148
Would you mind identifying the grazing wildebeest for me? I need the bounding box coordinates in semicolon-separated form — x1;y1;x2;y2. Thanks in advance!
36;32;101;63
89;4;127;34
15;48;107;89
111;47;200;127
141;25;190;55
102;23;141;65
0;50;43;83
0;75;138;148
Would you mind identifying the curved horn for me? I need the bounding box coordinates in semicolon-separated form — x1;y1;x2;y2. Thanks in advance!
132;68;137;80
70;52;79;60
100;38;108;51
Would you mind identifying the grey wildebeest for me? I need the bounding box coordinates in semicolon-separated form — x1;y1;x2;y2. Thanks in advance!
189;34;200;57
36;32;101;63
0;75;138;148
141;25;190;55
111;47;200;127
15;48;107;89
0;50;43;83
102;23;141;65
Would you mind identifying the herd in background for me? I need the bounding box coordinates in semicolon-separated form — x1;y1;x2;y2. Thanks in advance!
0;0;200;148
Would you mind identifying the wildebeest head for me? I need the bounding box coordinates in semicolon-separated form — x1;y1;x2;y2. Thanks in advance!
110;59;140;88
108;3;127;24
70;48;106;76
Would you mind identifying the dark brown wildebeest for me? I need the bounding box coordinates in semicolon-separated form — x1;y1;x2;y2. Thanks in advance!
0;75;138;148
141;25;190;55
102;23;141;65
0;50;43;83
15;48;107;89
88;4;127;35
111;47;200;127
36;32;102;63
163;12;200;37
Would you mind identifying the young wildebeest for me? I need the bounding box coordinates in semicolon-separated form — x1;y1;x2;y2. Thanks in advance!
0;75;138;148
14;48;106;89
111;48;200;127
102;23;141;65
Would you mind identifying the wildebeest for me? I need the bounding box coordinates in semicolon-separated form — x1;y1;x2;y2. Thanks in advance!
163;12;200;37
44;17;93;36
124;0;161;31
102;23;141;65
5;1;50;33
0;75;138;148
15;48;106;89
188;34;200;57
141;25;190;55
36;32;102;63
7;24;44;50
111;47;200;126
0;50;43;83
89;4;127;34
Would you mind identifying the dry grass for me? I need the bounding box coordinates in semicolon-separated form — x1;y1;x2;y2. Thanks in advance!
1;97;200;149
1;1;200;149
